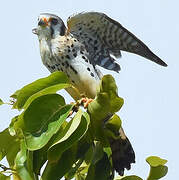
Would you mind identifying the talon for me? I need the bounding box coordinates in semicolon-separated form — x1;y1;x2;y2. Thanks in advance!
68;98;93;116
84;99;93;108
68;102;79;117
80;97;93;108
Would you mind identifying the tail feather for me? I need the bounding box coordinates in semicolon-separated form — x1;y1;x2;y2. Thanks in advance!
109;127;135;176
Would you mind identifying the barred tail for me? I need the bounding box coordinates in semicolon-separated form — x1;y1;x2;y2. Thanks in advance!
109;127;135;176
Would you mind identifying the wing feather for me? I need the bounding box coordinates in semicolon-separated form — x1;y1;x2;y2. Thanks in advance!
67;12;167;68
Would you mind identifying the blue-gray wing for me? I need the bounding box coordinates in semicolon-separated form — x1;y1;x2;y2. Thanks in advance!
67;12;167;72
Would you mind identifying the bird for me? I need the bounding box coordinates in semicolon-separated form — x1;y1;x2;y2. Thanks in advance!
32;12;167;100
32;12;167;176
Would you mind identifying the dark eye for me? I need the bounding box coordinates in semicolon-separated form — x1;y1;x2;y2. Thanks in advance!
51;18;58;25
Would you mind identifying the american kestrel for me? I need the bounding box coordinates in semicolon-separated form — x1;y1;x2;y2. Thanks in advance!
32;12;167;99
32;12;167;175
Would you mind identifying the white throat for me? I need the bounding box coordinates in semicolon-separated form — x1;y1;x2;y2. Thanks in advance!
39;37;52;65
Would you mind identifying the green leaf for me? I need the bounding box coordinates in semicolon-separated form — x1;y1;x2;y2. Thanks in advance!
0;129;19;167
107;114;122;131
20;94;72;150
99;74;118;94
48;110;90;162
115;175;143;180
87;93;110;145
14;140;34;180
22;83;70;109
9;116;19;136
0;173;10;180
75;174;86;180
84;146;94;164
33;121;68;175
77;162;90;177
105;114;122;139
85;143;112;180
12;71;70;110
108;91;124;113
42;144;77;180
10;89;21;99
91;142;104;165
24;94;65;131
65;137;91;179
103;146;112;159
87;75;124;145
88;92;110;121
99;75;124;113
76;135;92;160
146;156;167;167
86;152;111;180
0;98;4;106
88;75;123;122
65;159;84;179
146;156;168;180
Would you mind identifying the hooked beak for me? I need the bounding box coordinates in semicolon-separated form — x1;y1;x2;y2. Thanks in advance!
32;28;38;35
32;18;49;35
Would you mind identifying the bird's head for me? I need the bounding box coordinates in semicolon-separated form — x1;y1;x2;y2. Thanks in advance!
32;13;66;39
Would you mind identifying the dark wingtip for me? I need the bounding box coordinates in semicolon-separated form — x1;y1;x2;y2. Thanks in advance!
160;61;168;67
136;45;168;67
151;53;168;67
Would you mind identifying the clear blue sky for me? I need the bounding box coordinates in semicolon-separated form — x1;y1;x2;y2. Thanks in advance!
0;0;178;179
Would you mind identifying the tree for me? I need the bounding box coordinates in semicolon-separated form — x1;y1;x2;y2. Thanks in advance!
0;72;168;180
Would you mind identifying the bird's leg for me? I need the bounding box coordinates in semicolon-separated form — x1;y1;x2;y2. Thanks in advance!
68;96;93;117
80;97;93;108
68;102;80;117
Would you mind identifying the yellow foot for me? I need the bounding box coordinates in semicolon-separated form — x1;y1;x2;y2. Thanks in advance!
80;97;93;108
68;97;93;117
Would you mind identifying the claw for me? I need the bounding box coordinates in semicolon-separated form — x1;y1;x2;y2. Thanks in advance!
80;97;93;108
68;102;79;117
68;97;93;117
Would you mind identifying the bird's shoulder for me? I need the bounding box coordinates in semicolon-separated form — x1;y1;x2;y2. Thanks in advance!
52;35;85;55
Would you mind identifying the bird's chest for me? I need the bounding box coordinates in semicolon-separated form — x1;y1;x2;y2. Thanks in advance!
40;38;100;98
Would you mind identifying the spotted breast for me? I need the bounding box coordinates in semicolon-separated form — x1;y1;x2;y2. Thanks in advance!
40;34;102;99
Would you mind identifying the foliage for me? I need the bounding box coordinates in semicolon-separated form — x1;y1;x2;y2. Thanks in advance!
0;98;4;106
0;72;168;180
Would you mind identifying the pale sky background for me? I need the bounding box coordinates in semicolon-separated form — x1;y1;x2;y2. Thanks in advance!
0;0;178;179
